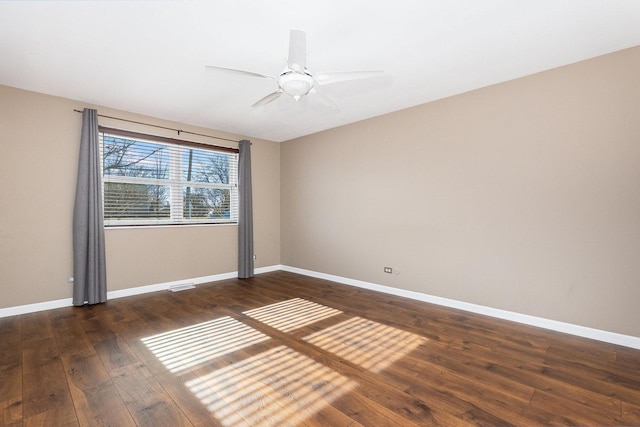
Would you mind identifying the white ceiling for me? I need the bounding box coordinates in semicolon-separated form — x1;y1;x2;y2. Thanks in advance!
1;1;640;142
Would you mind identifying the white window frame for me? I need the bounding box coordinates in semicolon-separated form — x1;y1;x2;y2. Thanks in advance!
99;128;239;227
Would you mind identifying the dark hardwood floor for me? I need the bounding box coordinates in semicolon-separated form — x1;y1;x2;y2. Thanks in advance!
1;271;640;426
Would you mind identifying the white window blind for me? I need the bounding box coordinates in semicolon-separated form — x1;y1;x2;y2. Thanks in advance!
99;128;239;226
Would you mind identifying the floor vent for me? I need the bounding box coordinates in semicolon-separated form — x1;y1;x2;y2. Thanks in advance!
169;283;196;292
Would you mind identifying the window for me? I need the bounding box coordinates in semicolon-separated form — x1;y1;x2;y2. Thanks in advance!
99;127;239;226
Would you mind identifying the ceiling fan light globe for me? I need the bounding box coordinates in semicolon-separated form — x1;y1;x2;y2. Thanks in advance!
279;72;314;97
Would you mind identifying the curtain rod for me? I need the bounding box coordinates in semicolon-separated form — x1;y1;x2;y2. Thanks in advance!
73;109;240;143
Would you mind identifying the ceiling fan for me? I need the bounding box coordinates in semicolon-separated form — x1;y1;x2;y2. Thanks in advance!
206;30;382;109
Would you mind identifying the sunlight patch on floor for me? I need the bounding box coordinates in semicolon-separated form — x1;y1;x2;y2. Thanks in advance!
243;298;342;332
141;316;270;372
186;345;357;427
303;316;427;373
141;300;427;425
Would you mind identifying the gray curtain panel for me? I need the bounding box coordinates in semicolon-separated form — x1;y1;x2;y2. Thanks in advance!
72;108;107;305
238;139;254;278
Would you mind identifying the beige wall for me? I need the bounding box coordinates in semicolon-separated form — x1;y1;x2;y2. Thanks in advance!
0;85;280;309
281;46;640;337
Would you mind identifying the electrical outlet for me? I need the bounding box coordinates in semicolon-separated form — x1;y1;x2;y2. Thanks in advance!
384;267;393;274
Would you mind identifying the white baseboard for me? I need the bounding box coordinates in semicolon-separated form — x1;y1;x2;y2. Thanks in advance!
106;271;238;300
281;265;640;350
3;264;639;350
0;298;75;318
0;265;282;318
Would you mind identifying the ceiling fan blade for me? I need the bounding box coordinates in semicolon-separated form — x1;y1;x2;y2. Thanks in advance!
287;30;306;72
205;65;273;80
315;70;383;85
310;88;339;111
251;90;283;108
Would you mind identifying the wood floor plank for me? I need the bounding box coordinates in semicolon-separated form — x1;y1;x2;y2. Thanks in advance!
124;335;172;377
544;341;640;388
0;315;22;358
92;335;141;373
529;389;622;426
408;341;537;403
20;312;54;344
21;338;76;423
110;363;194;427
0;363;22;425
153;370;226;427
418;334;624;417
616;345;640;371
0;316;23;425
49;306;138;426
22;406;78;427
416;355;607;426
62;352;136;427
521;357;640;406
621;401;640;425
48;309;92;358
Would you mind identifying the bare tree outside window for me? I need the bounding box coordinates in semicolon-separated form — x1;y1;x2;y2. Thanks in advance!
102;136;170;219
184;149;231;219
